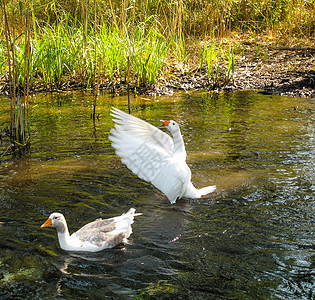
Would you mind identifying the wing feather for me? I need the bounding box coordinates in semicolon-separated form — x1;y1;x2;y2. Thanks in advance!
109;108;190;203
110;107;173;151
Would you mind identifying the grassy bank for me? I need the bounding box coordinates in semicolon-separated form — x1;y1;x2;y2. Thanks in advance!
0;0;314;94
0;16;238;93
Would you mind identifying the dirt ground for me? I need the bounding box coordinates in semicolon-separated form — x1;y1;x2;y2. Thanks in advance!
148;47;315;98
226;47;315;98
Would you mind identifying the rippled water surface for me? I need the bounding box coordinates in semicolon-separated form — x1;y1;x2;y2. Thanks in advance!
0;90;314;299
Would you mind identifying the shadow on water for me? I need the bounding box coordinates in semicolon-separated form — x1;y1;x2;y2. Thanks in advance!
0;90;314;299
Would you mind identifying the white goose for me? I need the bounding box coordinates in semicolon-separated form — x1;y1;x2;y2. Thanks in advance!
41;208;141;252
109;107;216;204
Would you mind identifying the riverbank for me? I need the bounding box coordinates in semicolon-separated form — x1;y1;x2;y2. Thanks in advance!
147;46;315;98
0;46;314;99
1;0;314;100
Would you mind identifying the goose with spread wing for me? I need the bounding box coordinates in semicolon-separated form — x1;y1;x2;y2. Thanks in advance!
41;208;141;252
109;107;216;204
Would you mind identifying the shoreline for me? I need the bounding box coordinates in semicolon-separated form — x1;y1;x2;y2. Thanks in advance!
147;48;315;98
1;48;314;99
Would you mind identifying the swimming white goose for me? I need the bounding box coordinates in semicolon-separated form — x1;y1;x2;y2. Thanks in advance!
109;107;216;204
41;208;141;252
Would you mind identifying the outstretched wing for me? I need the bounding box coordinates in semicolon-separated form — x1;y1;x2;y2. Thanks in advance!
109;107;190;203
110;107;173;151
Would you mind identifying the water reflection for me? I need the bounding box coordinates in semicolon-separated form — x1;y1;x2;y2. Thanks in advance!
0;90;314;298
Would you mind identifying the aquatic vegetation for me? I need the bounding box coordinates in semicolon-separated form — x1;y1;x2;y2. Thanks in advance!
224;43;235;85
200;39;220;87
1;1;31;157
137;280;177;298
96;24;125;88
128;24;169;87
0;19;171;92
171;32;190;71
200;37;237;88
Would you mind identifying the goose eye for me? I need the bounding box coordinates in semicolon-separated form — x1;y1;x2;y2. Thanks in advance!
54;216;58;220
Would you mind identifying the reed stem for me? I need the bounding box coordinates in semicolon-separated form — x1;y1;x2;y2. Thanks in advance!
127;56;130;114
93;57;101;121
1;0;31;156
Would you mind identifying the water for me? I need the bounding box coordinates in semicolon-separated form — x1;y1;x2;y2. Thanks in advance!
0;90;314;299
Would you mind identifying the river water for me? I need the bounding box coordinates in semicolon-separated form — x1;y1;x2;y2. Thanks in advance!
0;90;314;299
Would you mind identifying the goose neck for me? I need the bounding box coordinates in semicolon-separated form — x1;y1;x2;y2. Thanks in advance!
171;128;185;154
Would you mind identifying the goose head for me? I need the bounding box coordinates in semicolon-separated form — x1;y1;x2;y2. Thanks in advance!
41;212;67;233
160;120;180;134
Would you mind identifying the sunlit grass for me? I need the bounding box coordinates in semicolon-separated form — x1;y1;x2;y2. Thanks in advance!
128;24;169;87
171;33;190;71
2;19;239;92
0;0;314;93
96;24;126;87
0;19;172;92
200;37;237;88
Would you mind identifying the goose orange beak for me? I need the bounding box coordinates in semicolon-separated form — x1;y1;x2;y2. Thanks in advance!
160;120;170;126
41;218;52;228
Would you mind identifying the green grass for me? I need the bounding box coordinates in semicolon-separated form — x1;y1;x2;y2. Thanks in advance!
0;19;174;92
129;24;170;87
1;19;239;92
200;36;237;88
0;0;314;93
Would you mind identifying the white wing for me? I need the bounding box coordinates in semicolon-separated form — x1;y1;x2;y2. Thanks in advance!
109;107;190;203
110;107;173;151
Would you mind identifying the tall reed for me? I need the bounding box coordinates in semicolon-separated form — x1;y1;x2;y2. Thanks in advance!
18;0;314;38
1;0;31;156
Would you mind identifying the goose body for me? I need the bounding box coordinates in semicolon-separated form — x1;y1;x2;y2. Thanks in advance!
41;208;141;252
109;107;216;204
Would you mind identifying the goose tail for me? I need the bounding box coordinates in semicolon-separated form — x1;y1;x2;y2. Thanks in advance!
183;182;216;199
124;208;143;219
198;185;216;196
